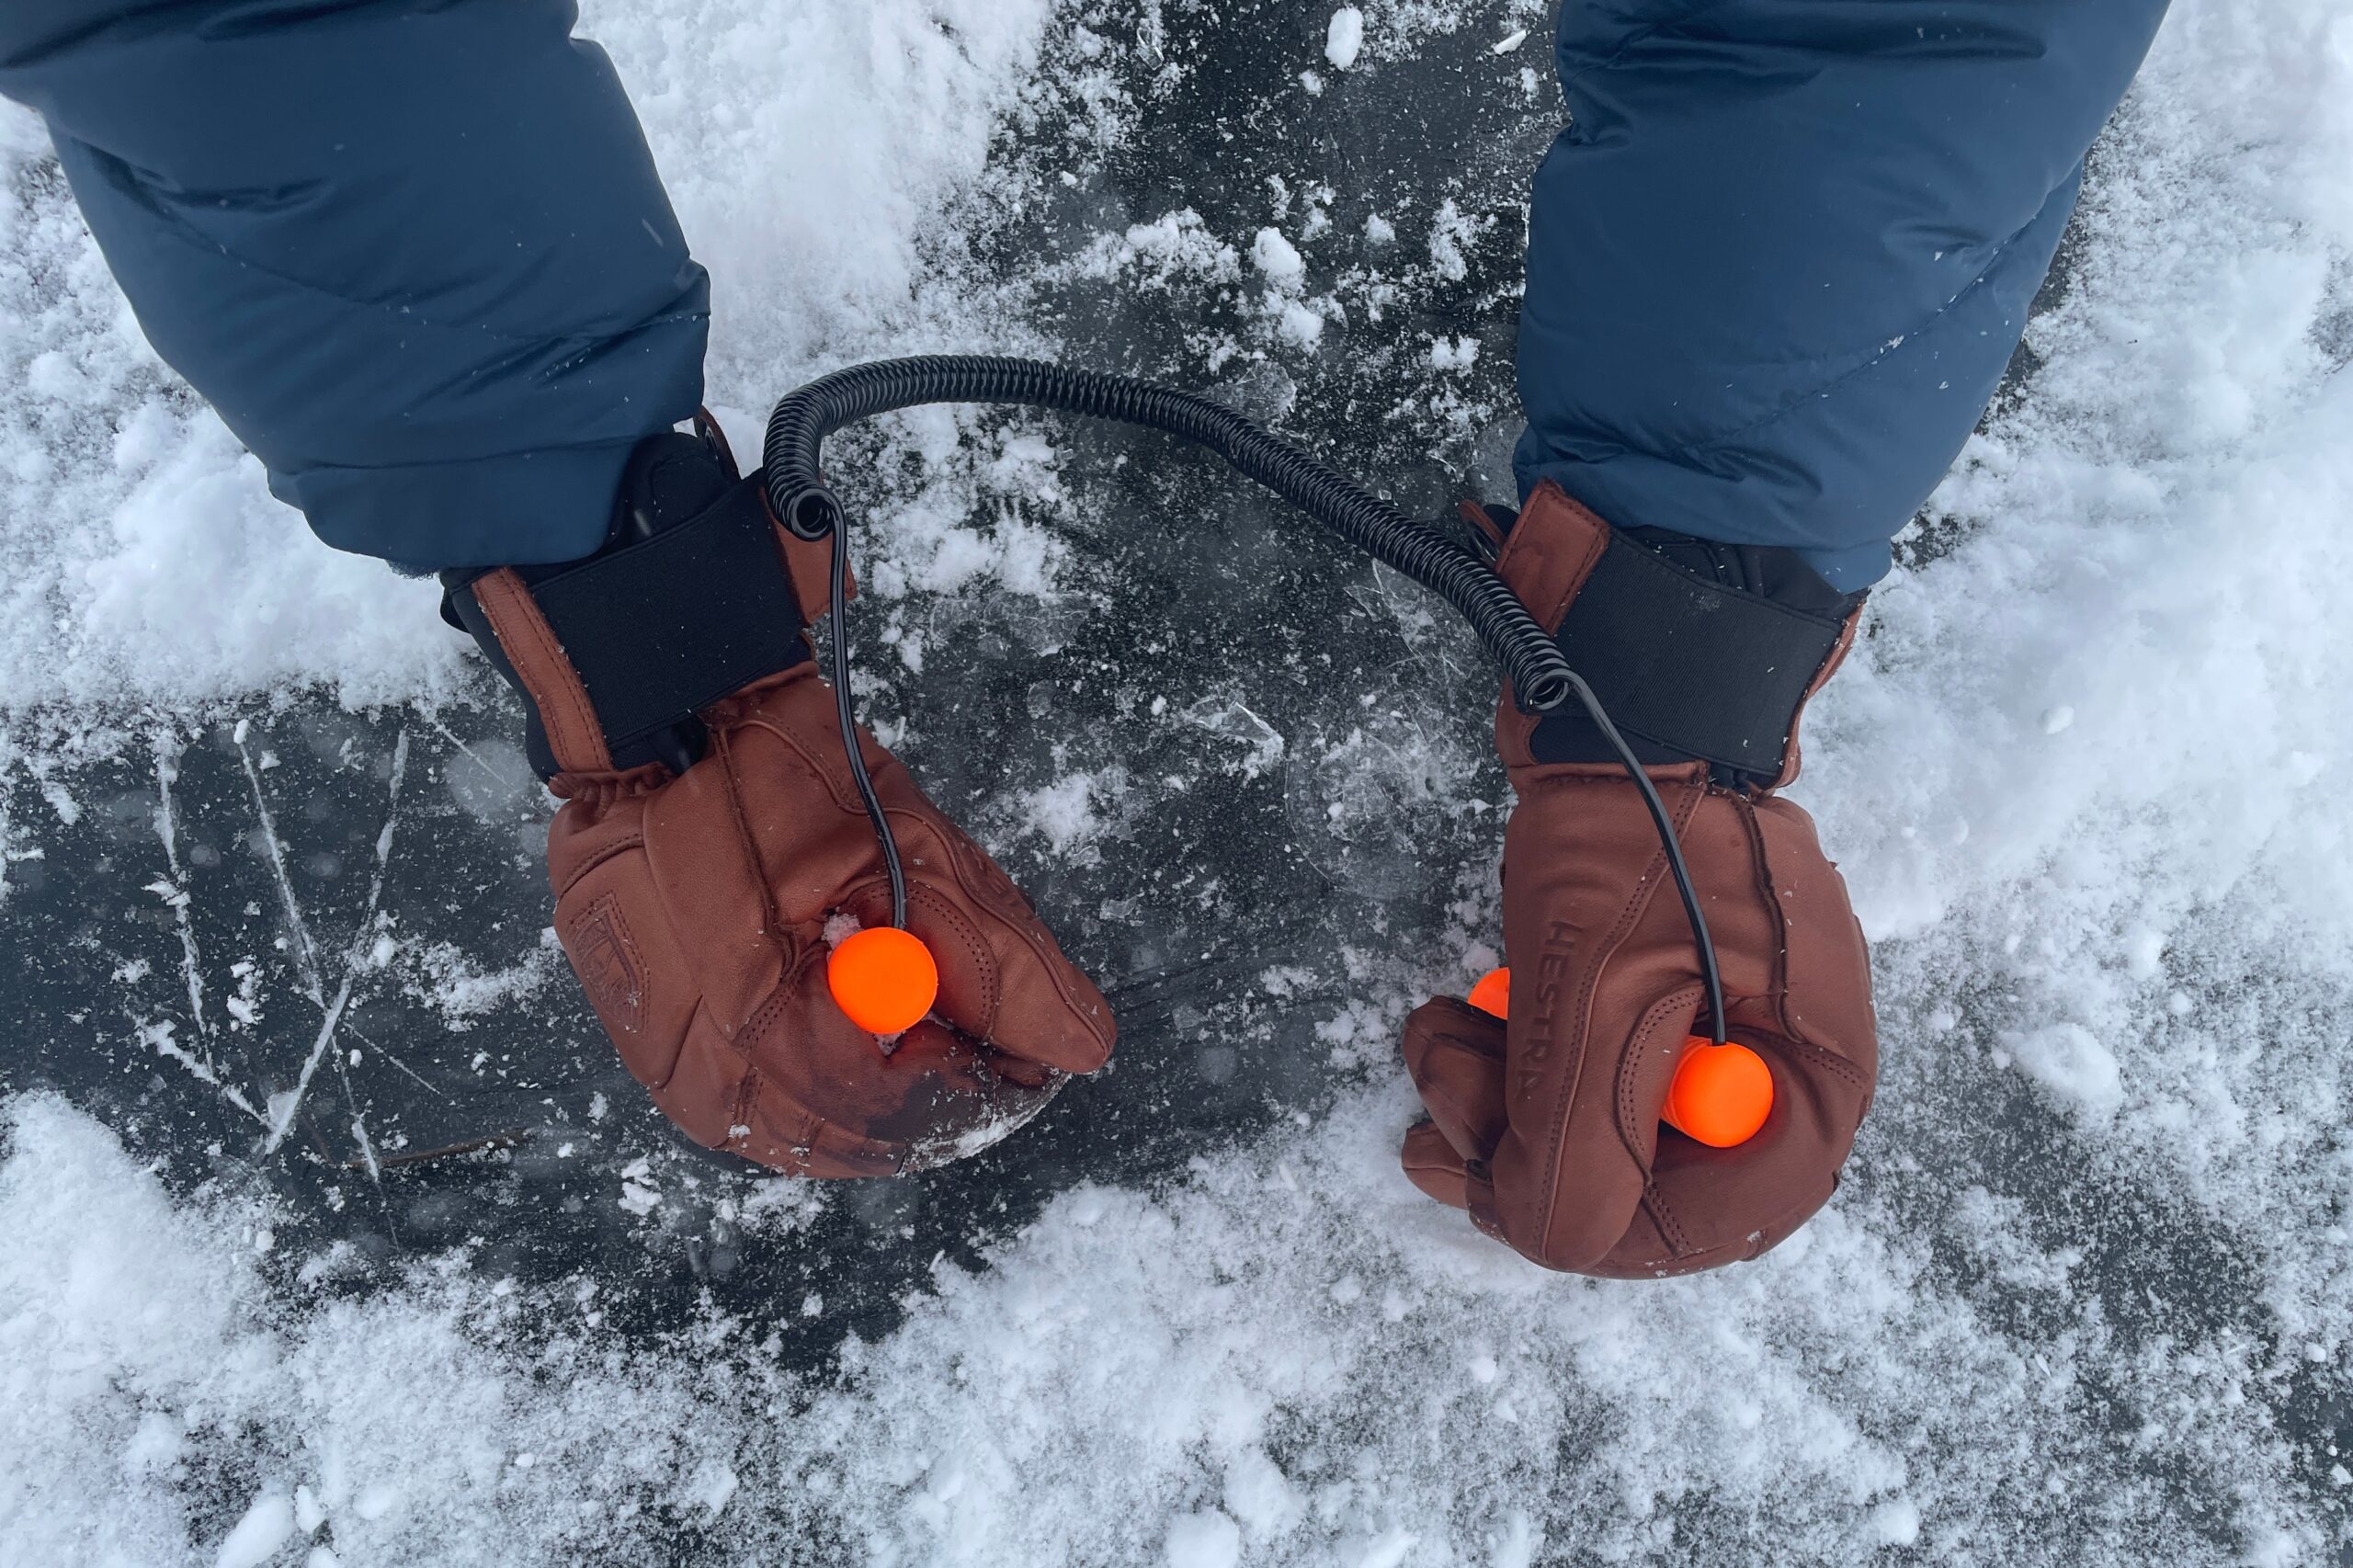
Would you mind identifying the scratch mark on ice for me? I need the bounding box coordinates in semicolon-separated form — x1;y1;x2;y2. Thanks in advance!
349;1111;383;1187
265;976;353;1153
0;742;36;913
261;728;409;1157
132;1017;266;1125
426;714;506;782
236;722;325;1007
345;1021;449;1102
152;733;215;1054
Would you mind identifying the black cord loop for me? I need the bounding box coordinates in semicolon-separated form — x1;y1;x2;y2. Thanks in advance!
767;356;1575;714
765;355;1726;1044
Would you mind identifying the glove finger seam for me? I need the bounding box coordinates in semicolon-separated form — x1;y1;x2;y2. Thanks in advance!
906;881;1002;1037
1739;796;1871;1090
1643;1185;1695;1259
1735;790;1797;1039
1614;983;1706;1162
936;834;1116;1058
710;722;789;955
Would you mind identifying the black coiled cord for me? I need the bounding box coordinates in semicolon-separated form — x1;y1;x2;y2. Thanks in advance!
824;510;905;934
763;355;1728;1045
767;357;1574;711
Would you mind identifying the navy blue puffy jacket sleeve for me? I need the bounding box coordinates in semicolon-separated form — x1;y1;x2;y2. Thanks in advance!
0;0;707;568
1516;0;2168;588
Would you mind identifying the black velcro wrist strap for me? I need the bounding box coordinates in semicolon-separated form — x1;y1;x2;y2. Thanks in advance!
1537;528;1848;778
506;476;807;753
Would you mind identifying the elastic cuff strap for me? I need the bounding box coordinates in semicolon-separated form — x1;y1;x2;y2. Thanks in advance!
462;476;811;763
1541;528;1850;778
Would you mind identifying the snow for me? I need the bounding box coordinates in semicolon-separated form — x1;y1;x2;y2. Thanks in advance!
1427;334;1479;370
1018;766;1124;859
2000;1022;2126;1119
1249;226;1305;282
213;1493;296;1568
3;0;2351;1562
1325;8;1366;71
1164;1508;1243;1568
1425;197;1485;283
1267;296;1328;347
394;933;566;1031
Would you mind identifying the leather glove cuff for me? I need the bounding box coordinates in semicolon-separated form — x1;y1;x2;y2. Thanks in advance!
438;435;838;782
1482;491;1863;790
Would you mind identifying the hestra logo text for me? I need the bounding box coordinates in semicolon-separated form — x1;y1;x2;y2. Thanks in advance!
568;896;644;1036
1516;921;1576;1098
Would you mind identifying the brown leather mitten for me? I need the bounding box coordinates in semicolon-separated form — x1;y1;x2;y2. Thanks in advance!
1400;483;1876;1276
448;432;1114;1176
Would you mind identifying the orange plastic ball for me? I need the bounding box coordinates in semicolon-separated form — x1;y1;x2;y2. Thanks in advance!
827;926;939;1036
1466;967;1511;1019
1662;1038;1775;1148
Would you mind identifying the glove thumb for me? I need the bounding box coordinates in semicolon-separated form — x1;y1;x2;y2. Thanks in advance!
1398;996;1508;1215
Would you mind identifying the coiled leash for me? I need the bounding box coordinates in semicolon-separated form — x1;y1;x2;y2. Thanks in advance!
761;356;1732;1055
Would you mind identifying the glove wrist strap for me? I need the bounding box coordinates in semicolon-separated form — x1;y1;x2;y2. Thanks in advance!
1528;505;1858;784
447;476;831;776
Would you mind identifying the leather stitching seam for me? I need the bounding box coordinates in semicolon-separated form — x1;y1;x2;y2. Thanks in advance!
1645;1185;1694;1258
947;837;1113;1052
908;881;1000;1034
1617;984;1703;1158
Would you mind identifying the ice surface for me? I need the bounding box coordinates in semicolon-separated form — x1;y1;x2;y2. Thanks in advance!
3;0;2351;1563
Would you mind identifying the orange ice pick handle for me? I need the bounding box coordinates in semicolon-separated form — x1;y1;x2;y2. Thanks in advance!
1466;966;1512;1019
1464;970;1773;1148
828;926;940;1036
1661;1038;1774;1147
